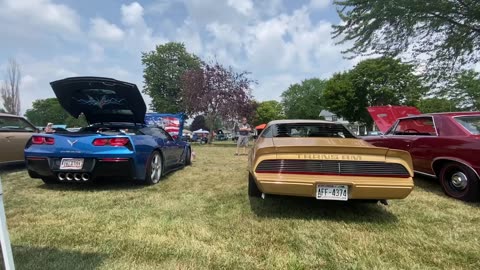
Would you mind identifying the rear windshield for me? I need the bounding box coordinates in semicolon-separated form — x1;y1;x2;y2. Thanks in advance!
0;116;35;132
455;116;480;135
267;123;355;138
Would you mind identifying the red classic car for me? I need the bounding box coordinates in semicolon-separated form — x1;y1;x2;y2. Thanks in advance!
364;106;480;201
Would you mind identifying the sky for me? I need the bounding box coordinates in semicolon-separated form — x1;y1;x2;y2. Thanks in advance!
0;0;362;114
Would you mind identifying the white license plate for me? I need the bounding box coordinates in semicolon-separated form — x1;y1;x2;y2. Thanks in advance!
316;185;348;201
60;158;84;170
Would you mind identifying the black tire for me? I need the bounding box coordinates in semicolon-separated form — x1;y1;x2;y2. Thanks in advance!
145;151;163;185
41;177;58;184
439;162;480;202
184;147;192;166
248;173;262;197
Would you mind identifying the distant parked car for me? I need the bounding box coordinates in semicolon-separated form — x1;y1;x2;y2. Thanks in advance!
364;106;480;201
0;113;38;165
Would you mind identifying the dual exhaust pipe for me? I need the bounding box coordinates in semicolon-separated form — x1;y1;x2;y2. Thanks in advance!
58;172;90;182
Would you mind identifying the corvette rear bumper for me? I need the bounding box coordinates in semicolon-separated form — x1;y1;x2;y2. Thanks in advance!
254;173;414;199
26;157;136;181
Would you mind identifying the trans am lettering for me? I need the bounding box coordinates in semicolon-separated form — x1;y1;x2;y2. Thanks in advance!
75;95;125;108
298;154;362;160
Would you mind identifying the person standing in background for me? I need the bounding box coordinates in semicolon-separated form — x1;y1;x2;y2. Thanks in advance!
235;117;251;156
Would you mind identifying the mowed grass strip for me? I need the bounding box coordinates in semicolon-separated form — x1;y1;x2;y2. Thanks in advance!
1;145;480;269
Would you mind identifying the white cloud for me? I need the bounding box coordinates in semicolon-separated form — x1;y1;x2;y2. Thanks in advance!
121;2;144;26
227;0;253;16
309;0;330;10
89;18;125;42
0;0;81;37
120;2;166;52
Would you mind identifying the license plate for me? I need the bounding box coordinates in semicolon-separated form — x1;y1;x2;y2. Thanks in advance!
316;185;348;201
60;158;84;170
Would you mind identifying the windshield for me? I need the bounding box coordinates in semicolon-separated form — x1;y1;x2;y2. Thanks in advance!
455;116;480;135
269;123;356;138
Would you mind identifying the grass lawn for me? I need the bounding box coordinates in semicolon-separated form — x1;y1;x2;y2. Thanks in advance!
1;145;480;269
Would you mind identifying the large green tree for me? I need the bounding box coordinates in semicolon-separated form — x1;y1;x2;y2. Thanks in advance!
24;98;87;127
281;78;326;119
445;70;480;111
417;98;458;113
333;0;480;80
142;42;201;113
323;57;426;127
254;100;284;126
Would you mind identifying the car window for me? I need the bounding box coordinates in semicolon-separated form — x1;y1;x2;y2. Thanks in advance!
271;123;356;138
454;116;480;135
393;117;437;136
260;126;272;138
141;127;173;140
0;116;35;132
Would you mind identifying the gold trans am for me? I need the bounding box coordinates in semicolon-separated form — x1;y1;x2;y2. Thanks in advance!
248;120;414;202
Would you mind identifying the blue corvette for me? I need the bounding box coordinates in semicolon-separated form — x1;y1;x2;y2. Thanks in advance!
24;77;191;185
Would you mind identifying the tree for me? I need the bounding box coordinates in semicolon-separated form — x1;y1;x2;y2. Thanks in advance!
444;69;480;111
142;42;201;113
254;100;284;126
281;78;326;119
323;57;427;127
181;61;255;143
1;58;21;115
333;0;480;80
190;115;208;131
417;98;458;113
24;98;87;127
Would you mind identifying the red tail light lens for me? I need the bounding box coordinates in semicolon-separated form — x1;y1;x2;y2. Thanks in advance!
92;137;130;146
32;136;55;145
32;136;45;144
92;138;109;146
109;138;130;146
44;137;55;145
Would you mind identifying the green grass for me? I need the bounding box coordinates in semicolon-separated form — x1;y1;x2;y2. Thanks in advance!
1;145;480;269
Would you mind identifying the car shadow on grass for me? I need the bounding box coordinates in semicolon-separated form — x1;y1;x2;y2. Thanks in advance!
7;245;106;270
37;178;148;192
249;195;398;224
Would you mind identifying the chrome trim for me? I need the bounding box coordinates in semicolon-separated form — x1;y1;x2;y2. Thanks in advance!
431;157;480;180
414;170;437;178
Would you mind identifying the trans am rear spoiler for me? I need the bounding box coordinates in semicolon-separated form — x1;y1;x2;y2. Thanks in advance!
144;113;185;141
367;106;421;133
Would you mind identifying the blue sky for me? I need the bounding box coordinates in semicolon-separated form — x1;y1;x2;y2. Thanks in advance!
0;0;360;113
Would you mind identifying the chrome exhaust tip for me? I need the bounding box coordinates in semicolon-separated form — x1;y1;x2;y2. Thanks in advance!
58;173;66;181
81;173;90;181
74;173;82;181
66;173;74;181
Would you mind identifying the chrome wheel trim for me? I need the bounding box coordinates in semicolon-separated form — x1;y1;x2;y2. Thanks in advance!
150;153;162;183
450;171;468;190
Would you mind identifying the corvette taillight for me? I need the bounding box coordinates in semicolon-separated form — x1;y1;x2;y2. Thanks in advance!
92;137;130;146
109;138;130;146
32;136;55;145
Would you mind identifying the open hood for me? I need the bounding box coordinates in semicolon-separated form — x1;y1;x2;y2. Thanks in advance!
367;106;421;133
50;77;147;124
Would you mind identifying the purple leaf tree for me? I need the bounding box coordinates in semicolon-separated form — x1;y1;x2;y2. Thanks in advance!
181;61;256;143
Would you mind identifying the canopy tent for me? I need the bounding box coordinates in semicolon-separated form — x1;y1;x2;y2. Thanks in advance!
193;129;210;134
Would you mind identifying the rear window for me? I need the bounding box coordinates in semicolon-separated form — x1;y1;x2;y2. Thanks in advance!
0;116;35;132
267;123;355;138
455;116;480;135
